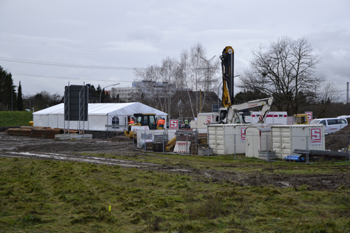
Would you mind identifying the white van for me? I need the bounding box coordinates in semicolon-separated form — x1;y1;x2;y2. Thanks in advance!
310;118;348;135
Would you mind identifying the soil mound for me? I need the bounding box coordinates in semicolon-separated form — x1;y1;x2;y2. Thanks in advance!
325;124;350;151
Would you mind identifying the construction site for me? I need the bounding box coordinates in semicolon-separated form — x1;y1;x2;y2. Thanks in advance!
4;46;350;162
1;46;350;232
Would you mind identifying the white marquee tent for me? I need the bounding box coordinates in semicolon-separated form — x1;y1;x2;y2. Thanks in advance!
33;102;167;131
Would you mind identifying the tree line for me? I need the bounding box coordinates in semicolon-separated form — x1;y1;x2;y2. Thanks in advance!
0;66;22;111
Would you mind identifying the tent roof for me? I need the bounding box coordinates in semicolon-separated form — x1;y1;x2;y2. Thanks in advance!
33;102;168;116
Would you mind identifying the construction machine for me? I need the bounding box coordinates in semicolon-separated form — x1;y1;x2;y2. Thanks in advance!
293;114;309;125
220;97;274;124
221;46;235;108
124;113;164;140
219;46;274;124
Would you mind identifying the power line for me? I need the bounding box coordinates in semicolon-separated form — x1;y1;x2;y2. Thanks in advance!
0;57;142;70
0;36;179;56
13;72;131;83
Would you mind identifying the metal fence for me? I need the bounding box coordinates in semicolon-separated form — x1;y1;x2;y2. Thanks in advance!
131;129;350;163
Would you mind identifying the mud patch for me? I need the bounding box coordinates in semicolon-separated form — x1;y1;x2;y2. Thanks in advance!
1;132;350;191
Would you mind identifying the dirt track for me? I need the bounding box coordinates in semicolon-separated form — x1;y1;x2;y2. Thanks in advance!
1;132;350;191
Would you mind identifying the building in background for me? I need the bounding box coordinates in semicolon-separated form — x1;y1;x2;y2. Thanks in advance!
132;80;177;99
111;86;141;102
111;80;177;103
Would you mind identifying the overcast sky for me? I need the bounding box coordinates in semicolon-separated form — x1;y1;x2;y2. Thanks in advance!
0;0;349;101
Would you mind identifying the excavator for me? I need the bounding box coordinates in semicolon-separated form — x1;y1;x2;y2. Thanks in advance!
219;46;274;124
124;113;164;140
220;97;274;124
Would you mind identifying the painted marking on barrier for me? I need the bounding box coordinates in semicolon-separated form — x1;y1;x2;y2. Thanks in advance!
174;141;191;153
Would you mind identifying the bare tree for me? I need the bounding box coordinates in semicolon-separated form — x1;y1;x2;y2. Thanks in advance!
134;43;220;118
175;50;195;118
239;37;321;115
316;80;341;103
188;43;220;114
189;43;206;91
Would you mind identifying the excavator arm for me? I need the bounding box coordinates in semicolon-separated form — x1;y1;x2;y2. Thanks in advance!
219;46;274;125
257;97;274;123
223;97;274;124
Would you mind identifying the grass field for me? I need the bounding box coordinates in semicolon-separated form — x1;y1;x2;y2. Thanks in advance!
1;154;350;232
0;111;32;127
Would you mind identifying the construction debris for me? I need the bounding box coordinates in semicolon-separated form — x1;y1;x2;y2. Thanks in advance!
325;124;350;151
293;149;350;161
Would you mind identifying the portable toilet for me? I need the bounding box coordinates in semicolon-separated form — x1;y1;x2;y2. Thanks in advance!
271;125;325;159
208;124;249;155
245;125;272;158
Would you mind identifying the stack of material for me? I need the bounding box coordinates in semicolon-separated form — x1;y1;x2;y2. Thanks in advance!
190;143;198;155
198;133;207;145
145;142;153;151
190;133;208;155
152;134;168;152
6;127;33;136
152;142;166;152
6;126;76;139
176;134;193;141
30;128;64;139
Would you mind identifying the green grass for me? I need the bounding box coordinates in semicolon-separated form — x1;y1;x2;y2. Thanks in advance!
1;157;350;232
0;111;33;127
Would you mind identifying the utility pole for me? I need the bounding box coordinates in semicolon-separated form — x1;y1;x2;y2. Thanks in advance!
196;56;218;113
200;55;217;92
347;82;349;104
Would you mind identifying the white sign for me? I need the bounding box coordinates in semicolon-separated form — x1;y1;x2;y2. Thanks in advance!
305;111;313;122
310;128;322;145
169;119;178;129
241;127;247;141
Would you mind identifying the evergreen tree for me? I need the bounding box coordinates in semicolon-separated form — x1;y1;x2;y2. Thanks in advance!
17;81;23;111
0;66;14;110
96;85;102;102
101;88;106;103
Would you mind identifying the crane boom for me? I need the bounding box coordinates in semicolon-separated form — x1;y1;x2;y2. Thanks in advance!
220;46;234;107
